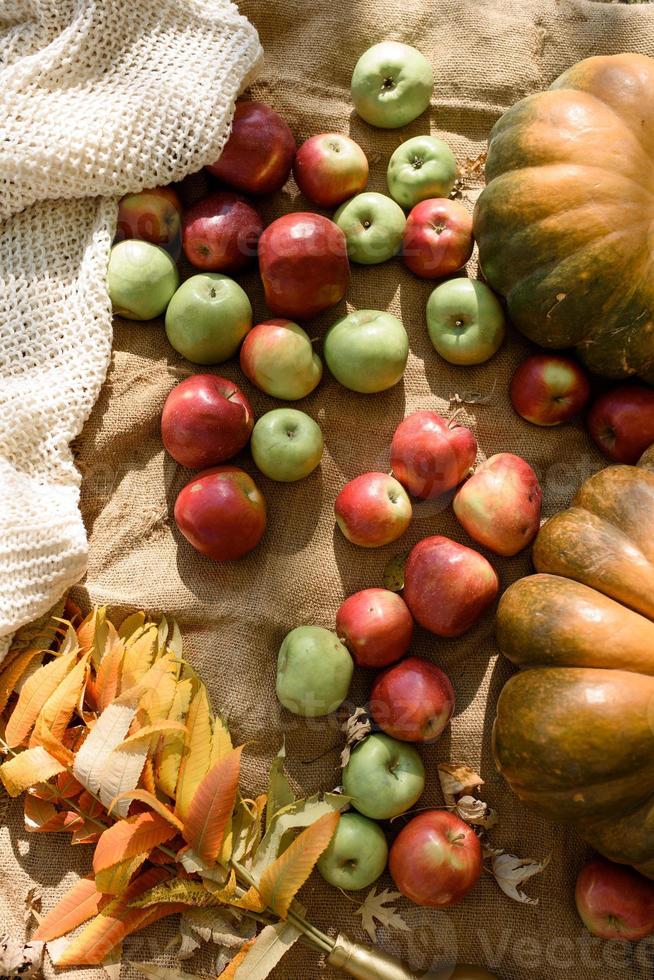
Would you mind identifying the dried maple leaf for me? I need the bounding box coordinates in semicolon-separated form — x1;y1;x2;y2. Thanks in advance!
489;850;550;905
0;936;43;977
437;762;484;806
355;888;410;944
340;707;372;767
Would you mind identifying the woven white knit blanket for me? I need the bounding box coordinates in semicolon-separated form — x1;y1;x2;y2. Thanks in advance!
0;0;262;659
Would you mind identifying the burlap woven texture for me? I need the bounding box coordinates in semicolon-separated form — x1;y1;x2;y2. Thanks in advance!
3;1;654;978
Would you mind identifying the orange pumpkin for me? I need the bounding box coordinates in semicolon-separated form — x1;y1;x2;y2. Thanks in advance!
494;447;654;875
474;53;654;382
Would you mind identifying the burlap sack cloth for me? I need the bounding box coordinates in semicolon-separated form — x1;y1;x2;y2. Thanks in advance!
3;0;654;978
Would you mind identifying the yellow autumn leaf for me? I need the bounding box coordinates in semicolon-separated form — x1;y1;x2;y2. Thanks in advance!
120;626;158;693
120;720;186;747
0;746;66;796
108;789;184;832
174;684;212;822
258;810;340;917
210;714;233;766
29;653;89;746
93;811;177;895
118;612;146;641
182;746;243;864
5;648;78;747
0;648;42;715
128;877;227;910
154;677;192;798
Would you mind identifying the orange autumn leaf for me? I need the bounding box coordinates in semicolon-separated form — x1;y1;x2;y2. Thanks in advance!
0;745;66;796
182;746;243;865
5;648;78;747
93;811;177;895
108;789;184;833
34;875;104;941
0;648;41;714
174;684;212;822
94;635;125;711
139;757;156;795
218;940;255;979
258;810;340;917
24;794;79;834
30;716;76;767
29;652;90;745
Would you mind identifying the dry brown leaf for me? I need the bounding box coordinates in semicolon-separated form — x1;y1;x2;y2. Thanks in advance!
437;762;484;806
355;887;410;944
454;795;498;829
0;936;44;977
490;850;551;905
340;707;372;767
382;553;407;593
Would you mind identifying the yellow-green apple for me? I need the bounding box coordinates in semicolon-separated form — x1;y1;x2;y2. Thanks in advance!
182;191;263;273
107;240;179;320
370;657;455;742
317;812;388;891
161;374;253;469
334;192;406;265
453;453;542;557
116;186;182;246
251;409;323;482
335;473;412;548
174;466;266;561
350;41;433;129
403;198;473;279
336;588;413;668
391;411;477;499
389;811;482;907
387;136;457;210
258;213;349;320
324;310;409;393
206;101;296;194
342;733;425;820
575;858;654;940
426;278;506;366
293;133;368;207
276;625;353;717
403;535;499;636
165;273;252;364
587;385;654;463
510;354;591;426
239;319;322;400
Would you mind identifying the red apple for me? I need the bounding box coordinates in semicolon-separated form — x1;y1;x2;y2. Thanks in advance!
335;473;412;548
453;453;542;557
391;411;477;500
161;374;254;469
510;354;591;426
293;133;369;207
402;198;473;279
403;535;498;637
370;657;455;742
258;213;350;319
116;186;182;245
575;858;654;940
174;466;266;561
390;810;482;907
206;101;296;195
588;385;654;464
182;191;263;272
336;588;413;668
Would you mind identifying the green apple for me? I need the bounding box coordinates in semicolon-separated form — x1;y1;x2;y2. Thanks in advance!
107;240;179;320
324;310;409;393
351;41;433;129
276;626;353;717
387;136;457;210
334;193;406;265
165;273;252;364
342;733;425;820
427;278;506;365
317;812;388;891
251;409;323;483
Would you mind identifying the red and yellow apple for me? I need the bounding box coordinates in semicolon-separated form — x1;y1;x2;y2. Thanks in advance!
402;198;473;279
335;473;412;548
116;186;182;245
174;466;266;561
510;354;591;426
161;374;253;470
370;657;455;742
587;384;654;464
391;411;477;499
239;319;322;400
206;101;296;194
336;588;413;668
453;453;542;557
403;535;498;636
258;213;349;319
389;810;482;907
293;133;368;207
182;191;263;272
575;858;654;941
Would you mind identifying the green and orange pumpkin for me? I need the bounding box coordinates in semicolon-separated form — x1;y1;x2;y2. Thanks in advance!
474;53;654;382
494;447;654;875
